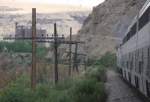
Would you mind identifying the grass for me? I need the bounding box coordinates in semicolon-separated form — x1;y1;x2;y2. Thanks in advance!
87;52;117;69
0;43;117;102
0;63;108;102
85;65;106;82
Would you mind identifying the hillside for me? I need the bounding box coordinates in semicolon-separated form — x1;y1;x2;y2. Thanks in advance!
76;0;146;59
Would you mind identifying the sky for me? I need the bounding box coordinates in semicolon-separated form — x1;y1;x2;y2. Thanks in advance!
0;0;105;13
1;0;105;8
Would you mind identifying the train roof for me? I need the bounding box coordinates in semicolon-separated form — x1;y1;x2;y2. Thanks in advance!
139;0;150;18
123;16;137;38
122;0;150;43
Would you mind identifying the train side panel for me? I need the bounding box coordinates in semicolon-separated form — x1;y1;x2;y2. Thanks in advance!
117;12;150;100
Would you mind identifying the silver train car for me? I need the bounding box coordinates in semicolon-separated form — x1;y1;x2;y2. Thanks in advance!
117;0;150;99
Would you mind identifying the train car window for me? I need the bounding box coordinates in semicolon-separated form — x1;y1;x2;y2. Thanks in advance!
147;48;149;69
139;6;150;30
127;61;129;69
138;49;140;57
122;60;124;68
135;76;139;89
135;50;143;74
127;33;130;41
124;71;127;79
120;69;123;75
133;52;136;69
135;50;138;72
130;23;137;37
147;48;150;78
128;72;131;83
123;37;126;44
146;80;150;97
123;22;137;44
122;6;149;45
130;53;133;70
130;61;133;70
141;49;144;73
124;61;126;68
139;61;143;74
134;51;136;70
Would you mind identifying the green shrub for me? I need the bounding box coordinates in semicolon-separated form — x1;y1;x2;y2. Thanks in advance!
85;66;106;82
0;87;34;102
34;84;73;102
0;41;32;53
0;41;47;58
0;75;73;102
54;78;75;90
47;90;72;102
94;52;116;68
86;58;96;66
36;47;47;58
35;84;51;98
71;78;107;102
0;82;34;102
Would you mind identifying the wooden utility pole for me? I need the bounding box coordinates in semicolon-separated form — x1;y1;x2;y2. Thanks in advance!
73;43;79;72
31;8;36;89
84;57;87;71
54;23;59;84
69;27;72;76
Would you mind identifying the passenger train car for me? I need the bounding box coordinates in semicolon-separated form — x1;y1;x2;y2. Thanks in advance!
117;0;150;99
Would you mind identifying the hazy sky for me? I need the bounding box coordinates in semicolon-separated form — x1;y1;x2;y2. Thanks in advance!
1;0;105;7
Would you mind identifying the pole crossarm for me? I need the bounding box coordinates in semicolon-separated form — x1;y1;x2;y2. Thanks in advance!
65;51;86;56
3;36;65;40
4;37;84;45
62;63;86;65
36;40;85;44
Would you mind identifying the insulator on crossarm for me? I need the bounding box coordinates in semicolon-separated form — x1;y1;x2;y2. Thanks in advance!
42;34;44;37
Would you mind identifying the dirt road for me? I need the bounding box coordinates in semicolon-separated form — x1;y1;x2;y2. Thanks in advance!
106;70;144;102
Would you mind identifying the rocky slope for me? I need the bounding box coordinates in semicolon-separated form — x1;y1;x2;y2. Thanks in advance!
76;0;146;58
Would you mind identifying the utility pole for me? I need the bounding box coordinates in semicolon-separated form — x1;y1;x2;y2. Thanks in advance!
31;8;36;89
69;27;72;76
73;43;79;73
84;57;87;71
54;23;59;84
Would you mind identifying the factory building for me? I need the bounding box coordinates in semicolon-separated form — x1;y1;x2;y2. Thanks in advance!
15;23;47;38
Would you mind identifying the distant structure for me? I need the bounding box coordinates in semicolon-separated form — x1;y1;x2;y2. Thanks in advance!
15;22;47;38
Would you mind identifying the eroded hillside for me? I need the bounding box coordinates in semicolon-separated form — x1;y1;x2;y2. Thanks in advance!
76;0;146;58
